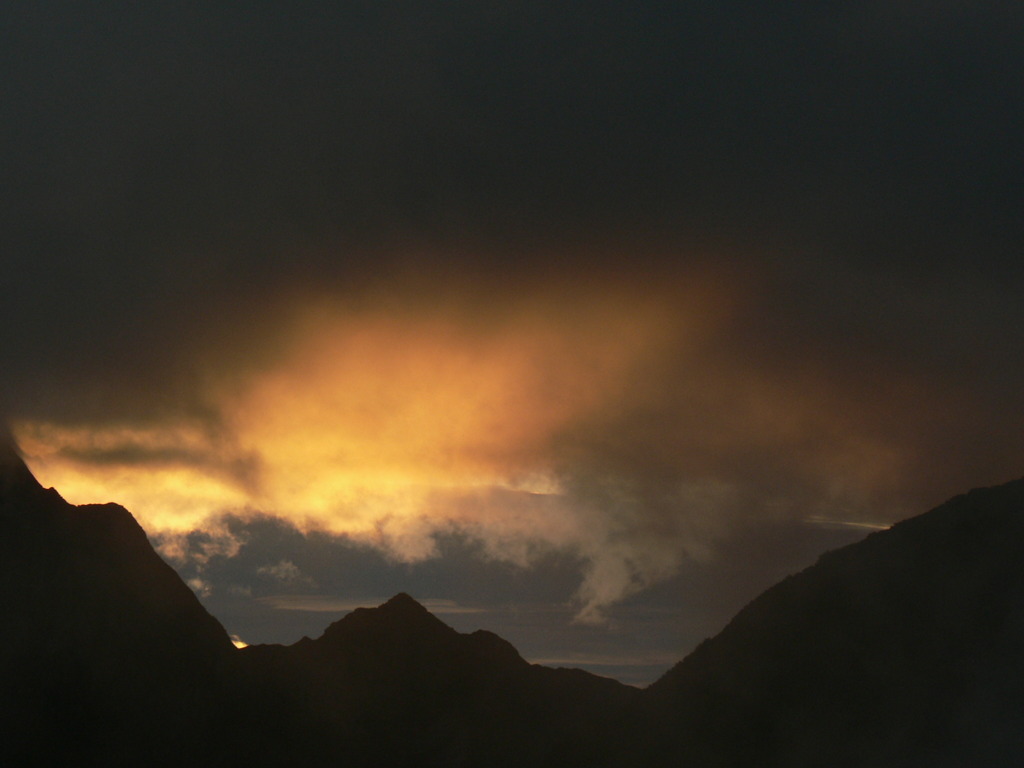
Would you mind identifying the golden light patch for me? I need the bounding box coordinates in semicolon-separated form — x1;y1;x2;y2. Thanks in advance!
15;422;249;531
13;266;929;620
225;313;655;513
15;278;705;546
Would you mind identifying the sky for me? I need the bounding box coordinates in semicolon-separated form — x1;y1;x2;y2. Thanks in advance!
3;2;1023;685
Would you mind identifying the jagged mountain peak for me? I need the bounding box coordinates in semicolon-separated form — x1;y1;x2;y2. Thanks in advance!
0;434;234;660
294;594;543;692
381;591;426;611
7;437;1024;765
0;441;237;764
317;592;457;649
0;429;43;496
0;424;20;461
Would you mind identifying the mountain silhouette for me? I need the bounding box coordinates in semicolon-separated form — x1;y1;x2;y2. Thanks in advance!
0;437;236;766
3;438;1024;766
627;478;1024;767
234;590;635;766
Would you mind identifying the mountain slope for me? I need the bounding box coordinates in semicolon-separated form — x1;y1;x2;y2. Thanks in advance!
0;437;236;766
6;429;1024;767
631;478;1024;767
0;439;634;766
234;592;636;766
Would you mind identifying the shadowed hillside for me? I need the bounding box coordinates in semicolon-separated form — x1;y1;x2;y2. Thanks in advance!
3;433;1024;766
628;479;1024;767
232;592;635;766
0;439;632;766
0;435;236;766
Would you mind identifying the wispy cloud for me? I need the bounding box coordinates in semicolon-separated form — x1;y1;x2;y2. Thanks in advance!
804;515;891;531
256;560;315;588
14;265;1024;623
257;595;487;615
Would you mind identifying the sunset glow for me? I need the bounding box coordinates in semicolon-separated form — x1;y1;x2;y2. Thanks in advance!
3;1;1022;703
12;266;988;620
15;281;722;615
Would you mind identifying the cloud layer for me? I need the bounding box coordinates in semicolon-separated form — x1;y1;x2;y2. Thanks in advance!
16;262;1024;619
5;4;1024;624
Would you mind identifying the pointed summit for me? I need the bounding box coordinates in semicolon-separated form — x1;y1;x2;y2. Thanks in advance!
380;592;428;613
316;592;457;653
1;424;27;468
0;426;44;500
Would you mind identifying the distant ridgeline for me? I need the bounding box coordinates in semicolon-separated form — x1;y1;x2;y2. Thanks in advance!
3;437;1024;767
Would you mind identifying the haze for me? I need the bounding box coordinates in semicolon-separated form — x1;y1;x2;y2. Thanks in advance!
3;3;1022;683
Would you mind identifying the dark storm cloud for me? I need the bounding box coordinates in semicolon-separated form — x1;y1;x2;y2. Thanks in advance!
4;2;1022;397
5;3;1024;639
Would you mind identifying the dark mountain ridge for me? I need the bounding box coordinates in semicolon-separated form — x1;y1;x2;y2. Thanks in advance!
234;591;635;766
628;478;1024;767
0;441;633;765
3;436;1024;766
0;435;236;766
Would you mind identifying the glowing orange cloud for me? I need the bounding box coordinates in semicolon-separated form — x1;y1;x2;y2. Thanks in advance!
228;309;662;498
15;279;706;540
13;262;1024;621
33;268;928;621
15;267;931;620
15;422;251;531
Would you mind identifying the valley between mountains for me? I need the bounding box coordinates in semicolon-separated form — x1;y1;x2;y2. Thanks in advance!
3;439;1024;766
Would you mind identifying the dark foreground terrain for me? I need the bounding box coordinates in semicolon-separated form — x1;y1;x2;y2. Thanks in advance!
3;437;1024;766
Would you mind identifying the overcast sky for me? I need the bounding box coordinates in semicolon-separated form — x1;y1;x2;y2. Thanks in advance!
4;2;1023;684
